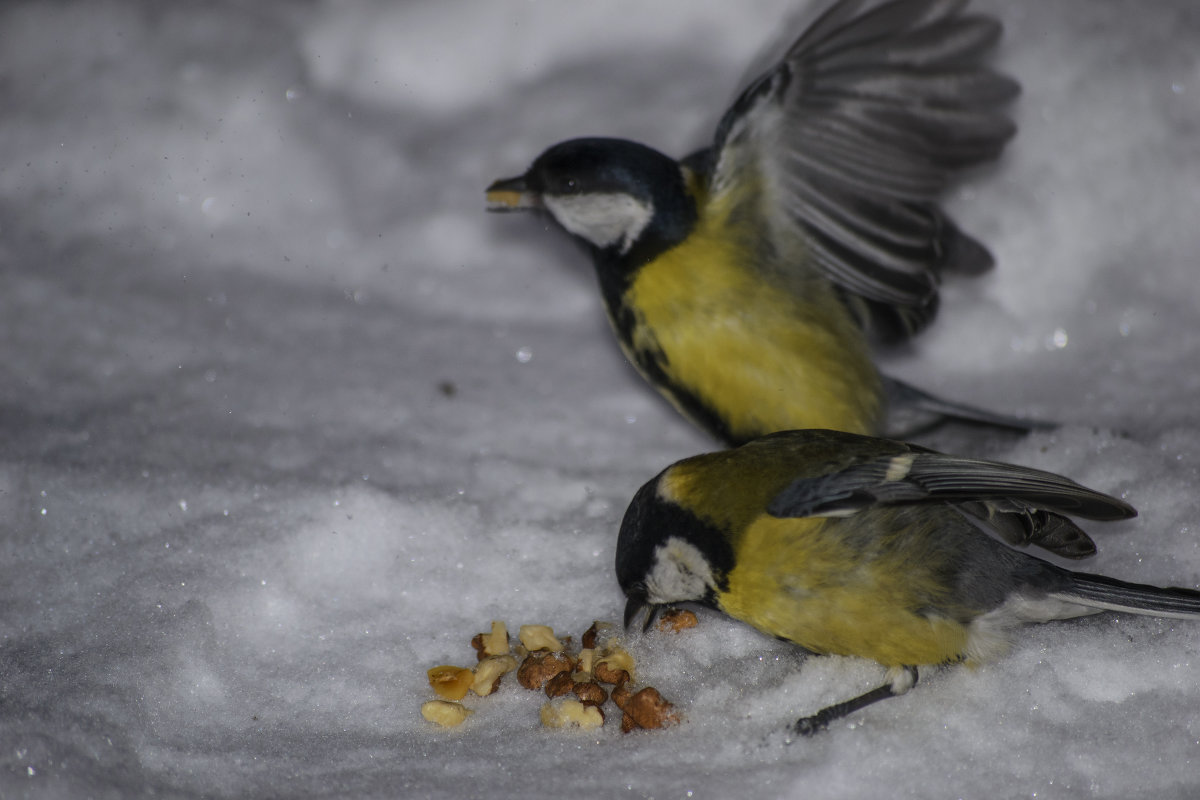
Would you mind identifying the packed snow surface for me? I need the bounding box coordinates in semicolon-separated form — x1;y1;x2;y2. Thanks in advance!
2;1;1200;798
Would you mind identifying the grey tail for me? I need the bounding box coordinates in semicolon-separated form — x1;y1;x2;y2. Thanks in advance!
882;375;1055;437
1056;572;1200;620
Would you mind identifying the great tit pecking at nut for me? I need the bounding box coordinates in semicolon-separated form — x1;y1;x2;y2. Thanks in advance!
487;0;1037;445
615;429;1200;735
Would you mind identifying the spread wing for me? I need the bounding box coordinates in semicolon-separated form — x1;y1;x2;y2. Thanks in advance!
705;0;1019;338
767;451;1137;559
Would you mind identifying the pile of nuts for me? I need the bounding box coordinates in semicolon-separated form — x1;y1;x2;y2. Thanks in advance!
420;611;697;733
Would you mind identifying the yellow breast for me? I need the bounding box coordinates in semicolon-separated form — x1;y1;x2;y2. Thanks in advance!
718;515;971;667
620;190;882;440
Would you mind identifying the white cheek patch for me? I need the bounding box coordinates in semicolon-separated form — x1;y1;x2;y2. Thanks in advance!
542;192;654;254
644;537;715;604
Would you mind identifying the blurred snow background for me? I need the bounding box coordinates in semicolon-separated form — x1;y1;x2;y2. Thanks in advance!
2;1;1200;798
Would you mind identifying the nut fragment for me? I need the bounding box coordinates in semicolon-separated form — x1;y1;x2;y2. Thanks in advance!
471;654;517;697
471;621;511;660
594;645;635;684
611;682;632;711
518;624;564;652
544;671;575;698
581;621;614;650
427;665;473;701
516;651;573;690
573;680;608;707
624;687;680;731
421;700;472;728
539;698;605;730
594;664;630;686
572;648;595;681
656;608;699;633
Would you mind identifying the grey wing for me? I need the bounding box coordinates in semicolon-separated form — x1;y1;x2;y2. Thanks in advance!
709;0;1019;338
766;451;1136;558
956;499;1099;560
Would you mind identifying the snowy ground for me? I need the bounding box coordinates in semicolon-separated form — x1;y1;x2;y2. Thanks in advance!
3;1;1200;798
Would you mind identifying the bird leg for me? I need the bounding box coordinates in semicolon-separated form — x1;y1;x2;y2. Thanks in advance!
792;665;918;737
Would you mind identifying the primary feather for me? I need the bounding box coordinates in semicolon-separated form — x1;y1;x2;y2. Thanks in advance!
706;0;1019;337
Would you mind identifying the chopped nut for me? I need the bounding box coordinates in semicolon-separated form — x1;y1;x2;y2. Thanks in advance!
620;712;637;734
581;621;614;650
471;621;511;660
657;608;699;633
573;681;608;707
427;665;473;701
544;671;575;698
420;700;472;728
471;654;517;697
518;624;564;652
611;682;632;711
516;651;573;690
625;687;680;730
594;645;635;684
574;648;595;678
594;664;630;686
539;698;604;730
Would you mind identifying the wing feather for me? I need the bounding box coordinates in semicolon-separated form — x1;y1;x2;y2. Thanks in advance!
767;452;1137;522
708;0;1017;338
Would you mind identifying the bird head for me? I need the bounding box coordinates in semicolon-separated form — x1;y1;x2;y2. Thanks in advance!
487;137;696;263
616;469;733;631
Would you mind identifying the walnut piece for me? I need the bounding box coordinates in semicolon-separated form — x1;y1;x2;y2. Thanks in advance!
420;700;472;728
656;608;699;633
573;681;608;707
516;651;573;690
594;645;635;684
624;687;680;731
427;665;473;701
471;654;517;697
544;671;575;698
572;648;595;681
470;621;511;660
518;624;564;652
610;682;632;711
581;621;614;650
539;698;604;730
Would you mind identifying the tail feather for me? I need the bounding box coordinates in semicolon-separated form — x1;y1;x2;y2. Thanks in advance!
1056;572;1200;620
881;375;1055;437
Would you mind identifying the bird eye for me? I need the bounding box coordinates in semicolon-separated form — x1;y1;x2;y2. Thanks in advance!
565;178;578;192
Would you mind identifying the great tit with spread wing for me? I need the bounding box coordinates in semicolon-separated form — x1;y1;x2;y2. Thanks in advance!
616;429;1200;734
487;0;1035;444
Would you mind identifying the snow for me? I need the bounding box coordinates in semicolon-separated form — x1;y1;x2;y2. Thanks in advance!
3;1;1200;798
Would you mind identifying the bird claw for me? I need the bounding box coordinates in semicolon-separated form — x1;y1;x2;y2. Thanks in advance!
791;712;830;738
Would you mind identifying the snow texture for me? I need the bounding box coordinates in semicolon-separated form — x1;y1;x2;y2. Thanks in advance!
3;1;1200;798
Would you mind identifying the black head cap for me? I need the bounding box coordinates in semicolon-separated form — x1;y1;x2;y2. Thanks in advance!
488;137;697;269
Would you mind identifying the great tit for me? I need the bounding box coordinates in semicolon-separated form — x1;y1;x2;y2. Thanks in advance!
616;429;1200;734
487;0;1033;445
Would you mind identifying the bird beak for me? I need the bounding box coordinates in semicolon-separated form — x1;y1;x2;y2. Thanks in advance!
623;593;661;633
485;174;541;212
